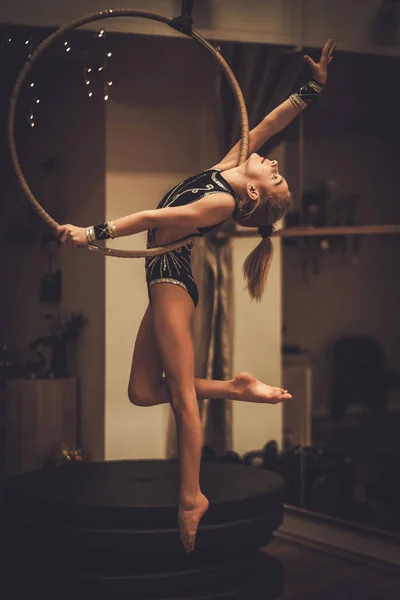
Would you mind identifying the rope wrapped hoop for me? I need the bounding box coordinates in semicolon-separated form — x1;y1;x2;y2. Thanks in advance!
8;8;249;258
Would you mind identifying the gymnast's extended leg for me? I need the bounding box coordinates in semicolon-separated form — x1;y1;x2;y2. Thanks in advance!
128;306;292;407
149;282;209;553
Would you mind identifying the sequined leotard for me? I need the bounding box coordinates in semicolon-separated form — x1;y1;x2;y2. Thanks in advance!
145;168;237;307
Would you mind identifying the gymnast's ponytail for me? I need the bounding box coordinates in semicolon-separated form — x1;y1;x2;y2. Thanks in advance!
242;232;274;301
238;191;292;301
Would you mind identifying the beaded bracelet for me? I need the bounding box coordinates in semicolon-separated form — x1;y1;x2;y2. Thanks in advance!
86;225;96;243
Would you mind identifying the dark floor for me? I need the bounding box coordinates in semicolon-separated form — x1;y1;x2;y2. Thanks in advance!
266;536;400;600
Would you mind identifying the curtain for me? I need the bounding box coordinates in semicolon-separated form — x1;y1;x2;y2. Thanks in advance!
166;42;305;458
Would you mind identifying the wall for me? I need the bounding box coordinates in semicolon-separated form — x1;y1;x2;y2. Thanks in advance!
232;236;283;453
231;143;285;454
283;133;400;417
281;48;400;419
2;29;285;464
1;57;106;461
1;0;400;57
103;34;222;460
4;4;399;460
58;69;106;460
104;33;285;459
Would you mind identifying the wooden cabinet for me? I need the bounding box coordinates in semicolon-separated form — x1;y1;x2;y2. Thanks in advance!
1;378;78;480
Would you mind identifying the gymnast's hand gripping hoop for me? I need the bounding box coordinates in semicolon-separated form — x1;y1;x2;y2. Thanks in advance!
8;6;249;259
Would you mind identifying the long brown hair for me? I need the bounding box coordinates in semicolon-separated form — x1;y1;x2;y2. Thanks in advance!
234;190;292;301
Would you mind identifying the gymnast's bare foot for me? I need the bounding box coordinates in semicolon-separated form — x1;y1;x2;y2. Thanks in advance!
232;372;292;404
179;492;209;553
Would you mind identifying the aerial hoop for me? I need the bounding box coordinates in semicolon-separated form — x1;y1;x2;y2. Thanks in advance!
8;8;249;258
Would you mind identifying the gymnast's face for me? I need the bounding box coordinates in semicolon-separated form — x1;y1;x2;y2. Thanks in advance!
245;153;289;201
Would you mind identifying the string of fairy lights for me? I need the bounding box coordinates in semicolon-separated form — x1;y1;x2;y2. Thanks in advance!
83;30;113;102
1;27;114;129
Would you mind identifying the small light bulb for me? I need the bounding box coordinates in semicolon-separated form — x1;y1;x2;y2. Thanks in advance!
320;239;329;251
98;30;105;37
29;113;34;120
66;47;71;52
25;40;30;45
107;52;112;57
104;94;109;101
107;81;113;86
8;38;12;42
98;66;104;72
88;91;93;97
85;79;90;85
87;67;92;73
64;41;68;46
31;122;35;127
35;98;40;104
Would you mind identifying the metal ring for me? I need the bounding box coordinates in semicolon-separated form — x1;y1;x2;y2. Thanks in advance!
8;9;249;259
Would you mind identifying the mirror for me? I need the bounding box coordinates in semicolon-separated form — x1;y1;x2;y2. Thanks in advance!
282;50;400;535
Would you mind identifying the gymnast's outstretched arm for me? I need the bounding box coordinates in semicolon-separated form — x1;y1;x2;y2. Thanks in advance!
57;192;235;247
213;39;336;171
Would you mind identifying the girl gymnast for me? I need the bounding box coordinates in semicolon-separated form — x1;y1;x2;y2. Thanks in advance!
58;39;335;553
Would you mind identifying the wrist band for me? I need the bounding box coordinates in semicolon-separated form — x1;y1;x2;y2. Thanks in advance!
91;220;118;241
289;78;324;112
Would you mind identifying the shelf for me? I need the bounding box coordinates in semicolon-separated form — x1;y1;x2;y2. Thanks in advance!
216;225;400;239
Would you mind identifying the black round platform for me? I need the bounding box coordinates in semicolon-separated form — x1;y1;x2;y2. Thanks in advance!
0;459;285;599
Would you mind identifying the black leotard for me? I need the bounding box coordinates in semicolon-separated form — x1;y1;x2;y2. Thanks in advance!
145;168;237;307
